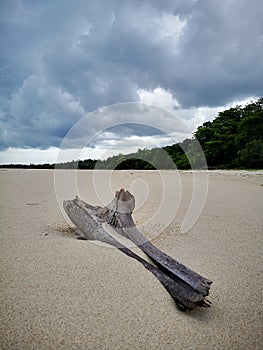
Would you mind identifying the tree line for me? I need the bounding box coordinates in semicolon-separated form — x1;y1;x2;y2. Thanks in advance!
194;98;263;168
1;98;262;170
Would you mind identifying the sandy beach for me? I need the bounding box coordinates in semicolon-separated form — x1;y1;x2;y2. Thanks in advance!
0;169;262;349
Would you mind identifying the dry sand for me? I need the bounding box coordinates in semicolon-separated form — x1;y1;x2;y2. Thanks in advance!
0;169;262;349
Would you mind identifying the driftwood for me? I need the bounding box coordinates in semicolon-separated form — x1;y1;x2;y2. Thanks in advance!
63;189;212;310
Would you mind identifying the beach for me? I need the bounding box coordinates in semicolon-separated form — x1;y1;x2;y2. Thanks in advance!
0;169;262;349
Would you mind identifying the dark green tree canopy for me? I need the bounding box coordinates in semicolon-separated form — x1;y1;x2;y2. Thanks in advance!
194;98;263;168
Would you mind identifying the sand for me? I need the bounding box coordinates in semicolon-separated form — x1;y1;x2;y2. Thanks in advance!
0;169;262;349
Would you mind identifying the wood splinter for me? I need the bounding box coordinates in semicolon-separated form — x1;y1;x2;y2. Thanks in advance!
63;189;212;311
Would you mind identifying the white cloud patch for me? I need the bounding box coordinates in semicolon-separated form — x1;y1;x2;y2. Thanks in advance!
0;147;60;165
138;87;180;110
152;13;186;43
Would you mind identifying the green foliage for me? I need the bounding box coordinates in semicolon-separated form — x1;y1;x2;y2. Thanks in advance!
115;158;156;170
195;98;263;168
238;140;263;168
77;159;97;169
95;147;177;170
55;159;96;169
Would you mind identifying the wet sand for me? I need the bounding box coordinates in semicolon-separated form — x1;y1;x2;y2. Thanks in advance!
0;169;262;349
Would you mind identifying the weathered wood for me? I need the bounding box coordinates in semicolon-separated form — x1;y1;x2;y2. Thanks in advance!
63;191;212;310
104;189;212;296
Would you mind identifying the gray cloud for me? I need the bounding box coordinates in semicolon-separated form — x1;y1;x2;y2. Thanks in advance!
167;0;263;106
0;0;262;152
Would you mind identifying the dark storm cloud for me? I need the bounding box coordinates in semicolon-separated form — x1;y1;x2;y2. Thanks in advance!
168;0;263;106
0;0;262;150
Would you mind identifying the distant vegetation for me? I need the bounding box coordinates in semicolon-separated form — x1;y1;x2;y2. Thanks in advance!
1;98;262;170
194;98;263;169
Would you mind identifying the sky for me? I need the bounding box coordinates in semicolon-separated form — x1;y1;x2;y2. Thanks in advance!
0;0;262;164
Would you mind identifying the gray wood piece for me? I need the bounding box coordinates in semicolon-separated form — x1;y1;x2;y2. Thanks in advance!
63;190;212;310
106;189;212;297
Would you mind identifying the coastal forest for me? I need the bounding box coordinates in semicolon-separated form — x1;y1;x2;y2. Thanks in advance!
2;98;262;170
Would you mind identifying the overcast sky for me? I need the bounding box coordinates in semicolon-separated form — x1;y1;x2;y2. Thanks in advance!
0;0;262;164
